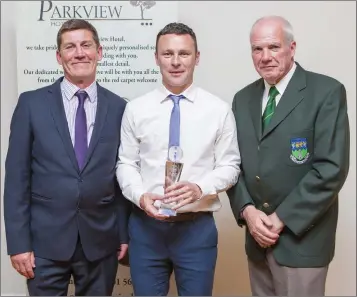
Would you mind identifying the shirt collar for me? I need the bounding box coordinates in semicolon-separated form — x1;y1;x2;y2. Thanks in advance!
264;62;297;95
158;83;197;103
61;77;97;103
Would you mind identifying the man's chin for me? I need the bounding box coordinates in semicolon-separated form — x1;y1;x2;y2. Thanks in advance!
167;79;188;87
262;74;278;85
69;72;93;81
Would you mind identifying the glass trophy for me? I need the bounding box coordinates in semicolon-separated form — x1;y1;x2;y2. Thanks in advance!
157;146;183;216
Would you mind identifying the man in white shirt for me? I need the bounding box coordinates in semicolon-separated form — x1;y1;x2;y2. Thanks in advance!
116;22;241;295
228;16;349;296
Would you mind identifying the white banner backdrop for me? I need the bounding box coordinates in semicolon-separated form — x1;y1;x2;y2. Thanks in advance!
15;1;178;296
16;0;178;100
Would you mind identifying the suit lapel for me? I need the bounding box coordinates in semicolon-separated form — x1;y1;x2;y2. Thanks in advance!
48;78;79;172
261;63;307;140
80;84;109;173
249;79;265;141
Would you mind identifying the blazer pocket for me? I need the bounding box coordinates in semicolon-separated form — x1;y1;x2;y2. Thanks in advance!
297;206;337;257
98;134;117;144
285;129;314;167
31;193;52;201
100;194;115;204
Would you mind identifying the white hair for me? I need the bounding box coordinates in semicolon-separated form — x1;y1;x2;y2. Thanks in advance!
250;15;294;43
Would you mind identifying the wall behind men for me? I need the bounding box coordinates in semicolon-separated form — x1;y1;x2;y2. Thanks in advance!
1;1;356;296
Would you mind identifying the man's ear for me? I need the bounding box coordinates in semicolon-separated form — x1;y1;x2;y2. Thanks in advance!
56;50;62;65
195;51;200;66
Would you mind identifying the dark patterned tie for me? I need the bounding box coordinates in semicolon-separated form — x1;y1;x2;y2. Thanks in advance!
168;94;185;148
74;90;88;169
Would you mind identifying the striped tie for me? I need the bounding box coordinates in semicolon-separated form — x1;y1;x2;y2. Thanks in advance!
262;86;279;132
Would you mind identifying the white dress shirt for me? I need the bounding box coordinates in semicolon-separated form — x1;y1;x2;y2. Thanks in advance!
262;62;297;114
60;77;97;146
116;84;241;213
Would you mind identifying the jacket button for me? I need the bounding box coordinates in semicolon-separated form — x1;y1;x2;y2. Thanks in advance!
256;176;260;181
263;202;269;208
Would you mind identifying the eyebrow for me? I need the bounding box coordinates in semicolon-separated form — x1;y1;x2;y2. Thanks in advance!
161;49;192;53
251;42;281;49
63;40;93;46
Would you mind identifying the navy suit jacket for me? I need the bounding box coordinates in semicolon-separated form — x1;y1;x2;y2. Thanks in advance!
4;77;131;262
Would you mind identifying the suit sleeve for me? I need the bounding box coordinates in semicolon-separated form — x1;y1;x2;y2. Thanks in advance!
116;101;132;244
4;94;33;255
275;83;350;237
115;179;131;244
226;94;255;226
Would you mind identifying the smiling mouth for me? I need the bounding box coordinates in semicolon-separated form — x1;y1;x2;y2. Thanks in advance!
72;62;90;65
170;71;184;76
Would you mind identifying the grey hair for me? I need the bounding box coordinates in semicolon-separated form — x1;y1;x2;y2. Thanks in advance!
250;16;294;43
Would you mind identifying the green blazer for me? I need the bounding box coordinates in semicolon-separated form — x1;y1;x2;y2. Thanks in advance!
227;62;350;267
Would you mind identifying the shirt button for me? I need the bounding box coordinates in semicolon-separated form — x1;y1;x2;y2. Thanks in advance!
256;176;260;181
263;202;269;208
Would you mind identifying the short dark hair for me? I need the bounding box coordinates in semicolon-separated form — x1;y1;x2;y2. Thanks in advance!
156;22;198;52
57;19;100;50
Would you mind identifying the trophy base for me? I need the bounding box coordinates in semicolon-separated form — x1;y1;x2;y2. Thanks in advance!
158;208;177;216
154;200;177;216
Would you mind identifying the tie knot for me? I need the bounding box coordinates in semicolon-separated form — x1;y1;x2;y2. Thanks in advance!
268;86;279;99
75;90;88;105
169;94;185;105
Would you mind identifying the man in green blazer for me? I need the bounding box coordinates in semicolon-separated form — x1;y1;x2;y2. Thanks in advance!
227;15;350;296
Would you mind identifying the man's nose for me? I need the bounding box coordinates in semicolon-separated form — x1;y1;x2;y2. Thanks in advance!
74;45;85;57
171;55;181;66
261;49;272;62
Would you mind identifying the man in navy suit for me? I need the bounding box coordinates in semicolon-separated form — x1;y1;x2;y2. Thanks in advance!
3;19;131;296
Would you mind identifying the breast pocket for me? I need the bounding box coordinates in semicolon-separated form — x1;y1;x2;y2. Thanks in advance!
285;129;314;166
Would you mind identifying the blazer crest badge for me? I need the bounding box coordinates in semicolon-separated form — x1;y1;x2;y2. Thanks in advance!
290;137;310;164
